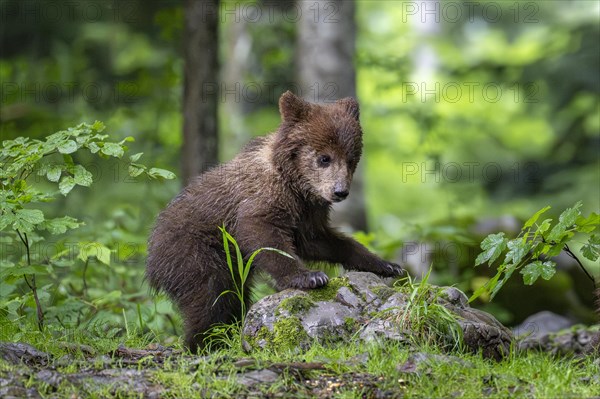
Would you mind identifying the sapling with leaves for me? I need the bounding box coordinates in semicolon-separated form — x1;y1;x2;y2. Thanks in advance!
470;201;599;301
0;122;174;330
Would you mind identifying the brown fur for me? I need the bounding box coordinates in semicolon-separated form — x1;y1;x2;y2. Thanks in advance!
146;92;403;351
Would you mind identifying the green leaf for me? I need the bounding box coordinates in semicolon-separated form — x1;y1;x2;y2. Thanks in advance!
101;143;125;158
0;264;50;279
521;260;556;285
41;216;82;235
546;233;574;257
78;242;111;265
523;206;551;229
540;261;556;280
57;140;78;154
581;235;600;261
547;201;582;242
13;209;45;232
73;165;93;187
521;261;541;285
491;266;516;299
148;168;176;180
504;239;528;265
46;165;62;182
63;154;74;167
559;201;582;227
91;120;105;132
469;272;501;302
536;219;552;236
129;152;143;162
576;213;600;233
128;164;145;178
88;142;101;153
475;233;507;266
546;224;565;243
469;283;489;302
15;209;44;224
0;213;15;231
59;176;76;196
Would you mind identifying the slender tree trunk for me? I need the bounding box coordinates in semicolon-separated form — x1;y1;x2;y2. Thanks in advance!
182;0;220;185
296;0;367;232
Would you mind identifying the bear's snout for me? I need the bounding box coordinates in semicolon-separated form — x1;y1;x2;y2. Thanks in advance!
332;182;350;202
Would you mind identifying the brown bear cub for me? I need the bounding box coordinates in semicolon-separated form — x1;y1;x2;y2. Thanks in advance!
146;91;403;351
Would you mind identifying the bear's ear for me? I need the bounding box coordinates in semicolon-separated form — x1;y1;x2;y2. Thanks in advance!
336;97;360;121
279;91;309;122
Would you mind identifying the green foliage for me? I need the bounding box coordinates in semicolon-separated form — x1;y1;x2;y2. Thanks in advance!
0;123;175;331
470;202;599;301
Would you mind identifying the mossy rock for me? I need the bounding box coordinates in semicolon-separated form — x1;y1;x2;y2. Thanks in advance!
242;272;513;360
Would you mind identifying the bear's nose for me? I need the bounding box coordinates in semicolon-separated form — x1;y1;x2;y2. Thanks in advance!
334;190;349;200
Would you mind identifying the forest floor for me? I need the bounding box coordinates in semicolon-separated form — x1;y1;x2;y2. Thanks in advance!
0;329;598;399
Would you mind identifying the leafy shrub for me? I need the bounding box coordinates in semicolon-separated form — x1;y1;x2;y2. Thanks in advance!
470;202;599;301
0;122;174;333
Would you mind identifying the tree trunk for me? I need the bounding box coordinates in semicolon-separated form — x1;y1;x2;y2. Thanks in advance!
296;0;366;232
182;0;220;185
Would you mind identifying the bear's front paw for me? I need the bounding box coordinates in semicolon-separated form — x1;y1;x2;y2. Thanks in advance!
373;260;405;278
383;261;405;277
288;271;329;289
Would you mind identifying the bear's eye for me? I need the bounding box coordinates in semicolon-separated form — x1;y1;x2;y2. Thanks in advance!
317;154;332;167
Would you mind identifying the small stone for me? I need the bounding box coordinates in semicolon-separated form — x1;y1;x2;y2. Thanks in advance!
513;311;574;340
237;369;280;387
397;352;473;374
35;370;63;388
0;343;50;366
441;287;469;308
345;272;387;287
336;286;363;309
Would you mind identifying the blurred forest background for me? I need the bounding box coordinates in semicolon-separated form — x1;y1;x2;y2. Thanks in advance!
1;0;598;343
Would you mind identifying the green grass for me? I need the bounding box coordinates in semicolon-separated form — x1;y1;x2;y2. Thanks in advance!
1;317;598;398
393;268;465;350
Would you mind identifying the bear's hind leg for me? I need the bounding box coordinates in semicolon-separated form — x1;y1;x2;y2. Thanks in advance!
180;273;250;352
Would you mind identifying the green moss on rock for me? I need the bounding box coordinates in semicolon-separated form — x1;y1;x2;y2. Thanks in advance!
278;295;316;315
308;277;350;302
272;317;309;352
247;317;310;352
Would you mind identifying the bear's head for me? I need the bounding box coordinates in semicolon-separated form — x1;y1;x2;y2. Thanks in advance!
274;91;363;204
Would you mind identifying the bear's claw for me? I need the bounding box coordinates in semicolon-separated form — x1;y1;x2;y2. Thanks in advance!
289;271;329;289
380;261;405;277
